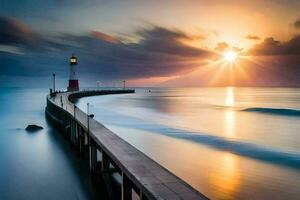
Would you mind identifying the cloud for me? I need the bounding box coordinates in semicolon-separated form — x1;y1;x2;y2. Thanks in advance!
0;18;215;86
246;35;261;40
0;16;60;52
134;26;211;57
214;42;230;52
59;27;215;81
92;31;120;43
0;16;32;45
294;19;300;29
248;35;300;55
214;42;243;53
4;16;300;87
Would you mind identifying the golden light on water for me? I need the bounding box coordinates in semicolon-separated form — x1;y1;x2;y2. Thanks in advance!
225;110;235;138
212;153;240;199
225;87;236;137
226;87;235;107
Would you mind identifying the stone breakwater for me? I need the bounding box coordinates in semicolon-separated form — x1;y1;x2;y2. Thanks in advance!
45;90;208;200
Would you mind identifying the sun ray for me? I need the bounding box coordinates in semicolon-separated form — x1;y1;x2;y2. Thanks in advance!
243;56;273;70
234;62;249;81
209;62;228;85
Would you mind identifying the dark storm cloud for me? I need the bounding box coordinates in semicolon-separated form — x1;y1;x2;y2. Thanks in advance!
57;26;214;80
248;35;300;55
134;26;210;57
294;19;300;29
246;35;261;40
0;16;65;53
0;16;32;45
0;17;215;85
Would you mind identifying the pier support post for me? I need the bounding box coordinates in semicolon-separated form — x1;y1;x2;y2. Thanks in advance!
73;122;77;145
89;139;97;171
78;126;82;153
75;123;78;144
101;151;110;173
122;172;132;200
139;192;148;200
70;119;76;144
69;119;72;141
84;131;88;146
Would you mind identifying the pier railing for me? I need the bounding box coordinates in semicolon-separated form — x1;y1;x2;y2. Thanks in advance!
45;90;209;200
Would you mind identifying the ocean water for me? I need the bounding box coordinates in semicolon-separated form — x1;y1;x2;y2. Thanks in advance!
0;88;106;200
76;87;300;200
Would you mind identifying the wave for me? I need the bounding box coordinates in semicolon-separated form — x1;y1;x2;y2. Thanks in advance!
160;127;300;169
242;107;300;117
84;102;300;170
120;123;300;170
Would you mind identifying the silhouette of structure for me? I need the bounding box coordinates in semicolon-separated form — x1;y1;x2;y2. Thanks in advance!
68;54;79;91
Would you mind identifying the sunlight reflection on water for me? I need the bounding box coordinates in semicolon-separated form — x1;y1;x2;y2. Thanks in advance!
77;87;300;199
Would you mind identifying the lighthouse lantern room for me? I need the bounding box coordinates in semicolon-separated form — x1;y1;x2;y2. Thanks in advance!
67;54;79;91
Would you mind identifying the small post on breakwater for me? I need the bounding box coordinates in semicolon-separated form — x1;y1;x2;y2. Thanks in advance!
53;73;56;93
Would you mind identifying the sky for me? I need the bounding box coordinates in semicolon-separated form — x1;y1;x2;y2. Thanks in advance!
1;0;300;87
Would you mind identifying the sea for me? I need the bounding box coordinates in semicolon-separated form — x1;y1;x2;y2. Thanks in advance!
1;87;300;199
76;87;300;200
0;87;105;200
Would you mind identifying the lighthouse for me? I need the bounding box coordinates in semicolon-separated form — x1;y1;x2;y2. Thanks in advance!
67;54;79;91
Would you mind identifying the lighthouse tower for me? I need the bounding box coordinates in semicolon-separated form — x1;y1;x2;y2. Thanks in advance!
67;54;79;91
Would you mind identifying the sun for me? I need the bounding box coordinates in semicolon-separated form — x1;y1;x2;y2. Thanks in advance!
224;51;237;62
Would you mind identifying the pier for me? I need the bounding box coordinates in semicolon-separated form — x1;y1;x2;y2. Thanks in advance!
45;90;209;200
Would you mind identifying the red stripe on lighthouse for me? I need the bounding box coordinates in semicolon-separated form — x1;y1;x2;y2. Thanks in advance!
68;80;79;91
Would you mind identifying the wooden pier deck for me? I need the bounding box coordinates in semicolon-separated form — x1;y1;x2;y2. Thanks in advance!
46;90;209;200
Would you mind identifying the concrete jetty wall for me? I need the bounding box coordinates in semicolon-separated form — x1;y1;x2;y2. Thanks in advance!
45;90;209;200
